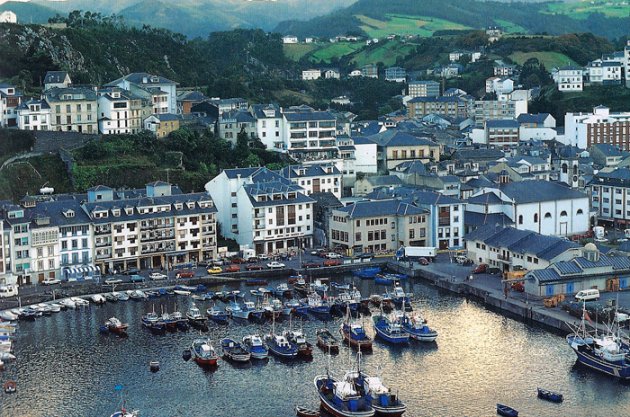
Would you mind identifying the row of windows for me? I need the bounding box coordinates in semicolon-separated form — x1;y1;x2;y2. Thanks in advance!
516;209;583;224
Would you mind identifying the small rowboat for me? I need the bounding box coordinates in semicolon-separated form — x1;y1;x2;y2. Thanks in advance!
3;380;16;394
537;387;563;403
497;403;518;417
295;405;320;417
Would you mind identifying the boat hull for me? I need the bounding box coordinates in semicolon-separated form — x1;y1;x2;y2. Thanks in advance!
315;376;375;417
567;335;630;379
194;356;218;367
340;328;373;351
372;403;407;417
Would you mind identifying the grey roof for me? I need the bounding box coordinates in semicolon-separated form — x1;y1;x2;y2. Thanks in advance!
454;148;504;161
393;160;428;175
43;71;69;84
16;99;50;110
177;90;208;102
223;167;264;180
44;87;97;102
220;109;255;123
516;113;551;124
367;186;461;205
590;143;622;157
352;136;376;146
107;72;177;86
464;211;513;228
486;119;519;129
250;104;281;119
467;192;504;205
367;176;403;187
368;131;437;148
338;199;427;219
284;111;335;122
153;113;180;122
500;181;587;204
280;164;341;178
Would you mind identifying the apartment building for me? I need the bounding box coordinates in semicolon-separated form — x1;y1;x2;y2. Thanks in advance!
282;106;339;164
250;104;283;151
16;99;51;131
302;69;322;81
473;98;527;128
106;72;178;115
407;96;470;119
0;83;22;128
43;71;72;91
589;168;630;227
564;106;630;151
408;80;440;98
218;109;257;143
206;167;314;255
44;87;98;134
485;119;520;147
555;66;583;92
280;163;343;199
328;199;429;253
96;87;144;135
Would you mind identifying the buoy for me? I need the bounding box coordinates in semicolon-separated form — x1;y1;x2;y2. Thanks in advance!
182;349;192;362
3;380;16;394
150;361;160;372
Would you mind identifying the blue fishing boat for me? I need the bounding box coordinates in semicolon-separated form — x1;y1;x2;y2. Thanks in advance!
496;404;518;417
372;313;409;344
186;303;208;331
142;308;166;333
331;282;350;290
307;292;332;320
398;311;438;342
242;334;269;360
352;267;381;279
170;311;189;330
264;333;299;358
221;338;251;362
206;305;228;324
242;301;264;321
357;372;406;417
226;301;250;320
566;303;630;379
537;388;563;403
389;285;412;309
340;309;373;351
374;275;396;285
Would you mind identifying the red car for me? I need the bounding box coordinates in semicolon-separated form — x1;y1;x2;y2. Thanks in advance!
246;264;264;271
175;270;195;278
225;264;241;273
323;259;342;267
230;257;246;264
472;264;488;274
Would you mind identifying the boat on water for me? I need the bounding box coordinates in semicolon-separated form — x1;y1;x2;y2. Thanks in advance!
243;301;264;321
116;292;130;301
340;308;372;351
3;380;16;394
274;283;292;298
142;309;166;333
566;302;630;379
295;405;320;417
174;289;192;296
314;372;375;417
316;328;340;354
355;371;406;417
331;282;350;291
242;334;269;360
59;298;77;309
398;311;438;342
353;267;381;279
90;294;107;304
128;290;147;301
496;403;518;417
284;299;301;316
221;338;251;362
306;292;332;320
0;352;16;361
226;301;250;320
170;310;189;330
537;388;563;403
104;293;119;302
372;313;409;345
284;329;313;358
186;303;208;330
105;317;129;335
207;305;228;324
71;297;90;306
389;285;412;309
265;333;299;358
0;311;18;321
191;338;219;366
246;278;268;286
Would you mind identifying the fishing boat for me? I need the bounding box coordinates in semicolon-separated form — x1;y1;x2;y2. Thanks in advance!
0;352;16;361
351;366;406;417
191;338;219;367
390;285;412;309
496;404;518;417
173;289;192;296
372;313;409;344
340;308;373;351
221;338;251;362
142;309;166;333
316;328;340;354
537;388;563;403
105;317;129;335
46;303;62;313
186;303;208;330
352;267;381;279
170;310;189;330
104;293;118;302
398;311;438;342
242;334;269;360
265;315;298;358
0;311;18;321
226;301;250;320
314;371;375;417
284;329;313;358
207;305;229;324
116;292;130;301
19;308;39;320
242;301;264;321
274;283;292;299
374;275;396;286
331;282;351;291
59;298;77;309
71;297;90;306
293;277;310;296
284;299;300;316
306;292;332;320
566;302;630;379
90;294;106;304
295;405;320;417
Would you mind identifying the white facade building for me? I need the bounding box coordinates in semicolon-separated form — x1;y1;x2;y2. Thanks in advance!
250;104;284;151
555;67;583;92
0;11;17;23
16;99;51;131
97;88;144;135
302;69;322;81
280;164;343;199
106;73;178;115
564;106;630;150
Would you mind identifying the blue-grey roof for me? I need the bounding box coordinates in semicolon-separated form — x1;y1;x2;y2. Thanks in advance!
500;181;587;204
220;109;255;123
223;167;262;179
250;104;281;119
154;113;180;122
368;131;437;148
338;199;428;218
107;72;177;86
280;164;341;178
467;192;504;205
367;176;403;187
517;113;551;125
590;143;622;157
393;160;428;175
486;119;519;129
43;71;69;84
464;211;513;228
351;136;375;146
284;111;335;122
44;87;97;102
530;268;562;283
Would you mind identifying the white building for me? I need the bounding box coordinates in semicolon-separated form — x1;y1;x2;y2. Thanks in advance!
282;106;339;165
282;35;298;44
280;164;343;199
554;66;583;92
589;168;630;226
585;59;623;85
0;11;17;23
564;106;630;150
625;41;630;88
0;83;22;128
302;69;322;81
206;167;315;255
16;99;52;131
250;104;284;152
485;77;514;95
106;73;178;115
97;88;144;135
467;180;590;237
43;71;71;91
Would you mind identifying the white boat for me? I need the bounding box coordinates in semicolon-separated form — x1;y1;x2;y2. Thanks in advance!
45;303;62;313
128;290;147;300
71;297;90;306
0;352;15;361
59;298;77;309
90;294;107;304
0;311;18;321
173;289;191;296
115;292;130;301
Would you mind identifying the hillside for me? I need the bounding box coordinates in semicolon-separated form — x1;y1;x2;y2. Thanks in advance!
274;0;630;39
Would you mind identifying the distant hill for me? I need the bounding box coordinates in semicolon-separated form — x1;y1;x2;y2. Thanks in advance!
0;1;57;23
274;0;630;39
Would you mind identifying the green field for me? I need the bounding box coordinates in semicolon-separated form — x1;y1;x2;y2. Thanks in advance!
308;42;364;63
357;14;470;38
544;0;630;19
350;40;416;67
494;19;527;34
509;51;577;69
283;43;319;61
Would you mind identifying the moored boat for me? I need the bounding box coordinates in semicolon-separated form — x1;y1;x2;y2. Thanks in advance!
314;372;375;417
187;303;208;330
356;372;406;416
221;337;251;362
284;329;313;358
265;333;298;358
191;338;219;366
0;311;18;321
316;328;340;354
295;405;320;417
242;334;269;360
496;404;518;417
372;313;409;345
142;308;166;333
340;308;372;351
398;311;437;342
537;387;563;403
207;305;229;324
105;317;129;335
353;267;381;279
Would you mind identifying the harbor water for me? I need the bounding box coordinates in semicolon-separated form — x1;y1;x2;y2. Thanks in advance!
2;276;630;416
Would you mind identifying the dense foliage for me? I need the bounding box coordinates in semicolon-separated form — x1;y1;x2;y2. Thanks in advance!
0;129;36;159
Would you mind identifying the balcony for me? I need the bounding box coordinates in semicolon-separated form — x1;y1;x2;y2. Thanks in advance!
96;253;110;260
254;221;266;230
140;221;173;231
140;232;175;242
95;240;111;248
497;254;511;262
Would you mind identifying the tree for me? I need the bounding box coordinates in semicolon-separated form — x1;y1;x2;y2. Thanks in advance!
234;127;251;163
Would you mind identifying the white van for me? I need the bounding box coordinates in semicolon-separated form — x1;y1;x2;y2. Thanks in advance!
0;284;18;298
575;289;600;302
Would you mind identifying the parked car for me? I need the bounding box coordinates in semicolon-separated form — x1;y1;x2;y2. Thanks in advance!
197;259;211;267
316;250;329;258
326;252;343;259
257;254;269;261
212;259;225;266
267;261;286;269
149;272;168;281
358;253;373;260
418;257;429;266
175;270;195;279
246;264;264;271
121;267;140;275
42;277;61;285
224;265;241;273
230;257;246;264
246;256;259;263
302;262;321;269
207;266;223;274
130;274;145;283
323;259;342;267
472;264;488;274
488;267;502;275
104;277;123;285
311;249;325;256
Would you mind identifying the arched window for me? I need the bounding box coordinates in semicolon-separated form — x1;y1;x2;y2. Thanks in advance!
573;165;578;176
577;209;583;215
544;212;552;218
534;213;538;223
560;210;568;217
562;163;568;174
518;215;523;224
